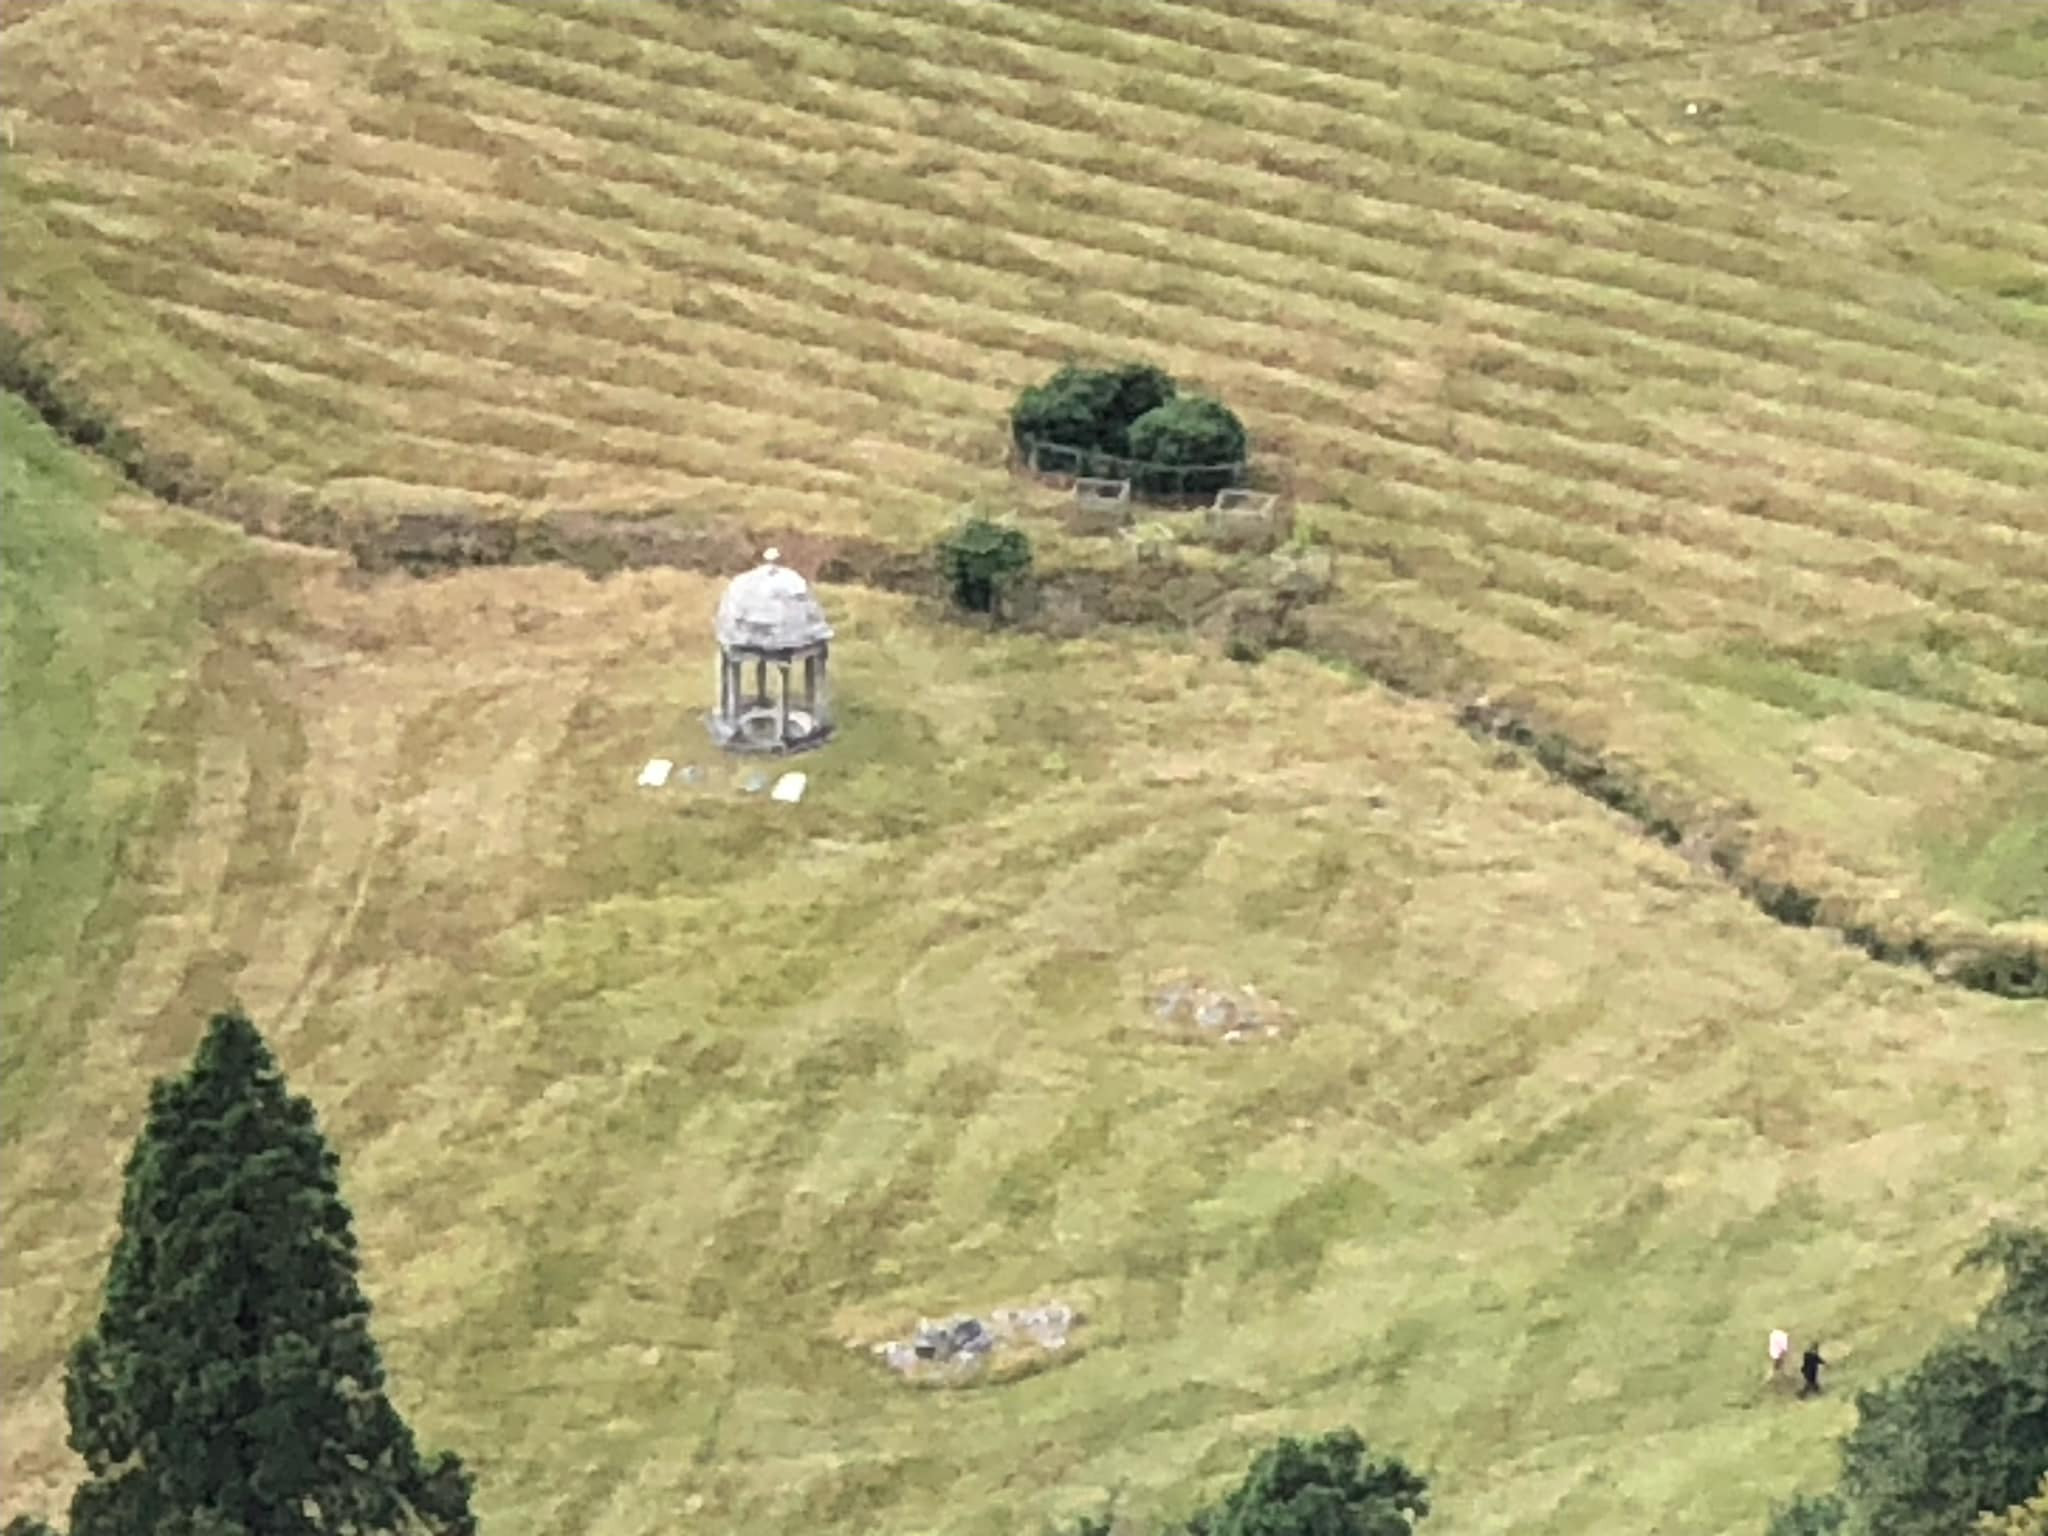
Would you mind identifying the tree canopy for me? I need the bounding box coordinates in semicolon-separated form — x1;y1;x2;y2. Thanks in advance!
1181;1428;1430;1536
63;1010;475;1536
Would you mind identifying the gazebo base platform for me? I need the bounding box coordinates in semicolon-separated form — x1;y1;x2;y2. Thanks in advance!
707;707;833;756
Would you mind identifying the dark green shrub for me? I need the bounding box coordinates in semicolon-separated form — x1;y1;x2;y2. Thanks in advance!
937;514;1033;615
1127;395;1249;496
1012;364;1113;457
1182;1428;1429;1535
1100;362;1177;445
1011;361;1176;459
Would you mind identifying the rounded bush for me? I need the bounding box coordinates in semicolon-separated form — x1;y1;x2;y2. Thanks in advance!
1011;361;1175;459
1125;395;1248;495
937;514;1033;615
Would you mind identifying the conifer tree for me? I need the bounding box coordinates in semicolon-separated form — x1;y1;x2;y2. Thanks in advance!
63;1011;474;1536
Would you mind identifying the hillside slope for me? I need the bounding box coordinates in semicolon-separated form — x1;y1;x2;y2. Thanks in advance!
3;397;2046;1534
2;0;2043;975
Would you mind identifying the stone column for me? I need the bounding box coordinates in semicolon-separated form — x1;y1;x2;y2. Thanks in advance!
717;650;730;723
776;662;791;742
815;650;831;728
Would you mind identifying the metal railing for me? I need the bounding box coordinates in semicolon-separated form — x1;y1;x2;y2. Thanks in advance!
1015;435;1249;498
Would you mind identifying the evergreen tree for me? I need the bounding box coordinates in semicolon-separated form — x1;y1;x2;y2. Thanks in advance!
63;1011;474;1536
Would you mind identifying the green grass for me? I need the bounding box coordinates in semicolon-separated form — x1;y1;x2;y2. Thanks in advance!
0;395;237;1131
1915;768;2048;926
3;411;2046;1534
4;2;2048;1531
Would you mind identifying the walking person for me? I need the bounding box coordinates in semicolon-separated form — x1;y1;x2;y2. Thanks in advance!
1799;1341;1827;1398
1768;1328;1791;1383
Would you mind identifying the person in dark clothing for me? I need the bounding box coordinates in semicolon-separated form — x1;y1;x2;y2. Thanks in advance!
1799;1342;1826;1397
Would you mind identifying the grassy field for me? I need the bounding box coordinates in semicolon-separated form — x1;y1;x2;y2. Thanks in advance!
4;398;2046;1534
2;0;2045;958
2;1;2046;1531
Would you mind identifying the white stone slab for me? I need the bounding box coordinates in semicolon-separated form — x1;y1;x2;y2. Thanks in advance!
637;758;673;788
771;772;807;803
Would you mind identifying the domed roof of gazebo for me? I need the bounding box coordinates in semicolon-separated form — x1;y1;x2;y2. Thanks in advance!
714;550;833;652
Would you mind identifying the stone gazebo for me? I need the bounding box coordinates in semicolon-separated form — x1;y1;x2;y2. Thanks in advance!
708;549;835;754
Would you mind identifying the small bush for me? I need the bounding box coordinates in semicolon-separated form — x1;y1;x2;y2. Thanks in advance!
937;514;1033;615
1011;361;1175;458
1100;362;1177;448
1012;361;1254;495
1127;395;1249;496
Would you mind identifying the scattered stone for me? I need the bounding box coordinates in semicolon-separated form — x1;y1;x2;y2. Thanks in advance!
739;770;769;794
771;771;807;803
1147;971;1297;1045
680;764;706;786
637;758;674;788
870;1299;1083;1386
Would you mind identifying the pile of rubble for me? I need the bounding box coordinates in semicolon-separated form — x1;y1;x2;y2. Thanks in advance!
872;1301;1079;1385
1148;973;1295;1044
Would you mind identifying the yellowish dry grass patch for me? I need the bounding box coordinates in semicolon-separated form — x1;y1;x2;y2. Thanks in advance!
5;0;2044;941
4;429;2044;1531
